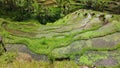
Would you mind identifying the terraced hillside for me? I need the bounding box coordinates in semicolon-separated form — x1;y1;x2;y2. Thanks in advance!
0;9;120;67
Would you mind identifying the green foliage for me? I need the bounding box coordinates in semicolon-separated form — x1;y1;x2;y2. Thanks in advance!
0;0;119;23
0;8;120;67
79;56;92;65
0;60;78;68
83;0;107;11
0;52;16;64
32;0;39;16
0;0;33;21
36;7;61;25
79;53;107;65
0;44;4;55
75;20;120;40
75;0;120;14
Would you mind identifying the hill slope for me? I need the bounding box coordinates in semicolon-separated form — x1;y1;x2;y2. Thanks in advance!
0;9;120;67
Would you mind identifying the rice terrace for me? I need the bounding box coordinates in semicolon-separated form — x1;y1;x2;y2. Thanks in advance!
0;0;120;68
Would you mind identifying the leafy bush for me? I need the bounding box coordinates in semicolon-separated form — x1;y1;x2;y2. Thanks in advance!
75;0;119;13
0;0;119;24
36;7;61;25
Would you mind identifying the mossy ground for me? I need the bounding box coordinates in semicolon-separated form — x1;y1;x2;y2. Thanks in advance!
79;48;120;67
0;9;120;67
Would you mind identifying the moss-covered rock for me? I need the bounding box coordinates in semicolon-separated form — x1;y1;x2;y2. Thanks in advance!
52;32;120;58
0;9;120;67
79;48;120;67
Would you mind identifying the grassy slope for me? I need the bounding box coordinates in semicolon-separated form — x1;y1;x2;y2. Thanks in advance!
0;9;120;67
0;9;120;54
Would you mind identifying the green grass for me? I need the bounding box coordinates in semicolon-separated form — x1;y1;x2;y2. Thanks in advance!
74;20;120;40
0;9;120;67
79;52;107;65
0;11;120;56
0;52;16;64
2;31;73;55
79;47;120;67
0;60;79;68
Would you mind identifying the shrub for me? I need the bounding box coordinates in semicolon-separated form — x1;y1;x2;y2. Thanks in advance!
36;7;61;25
